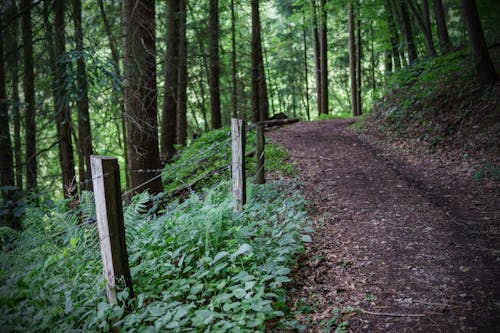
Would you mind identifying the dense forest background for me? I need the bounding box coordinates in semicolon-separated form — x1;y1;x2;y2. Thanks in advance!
0;0;499;215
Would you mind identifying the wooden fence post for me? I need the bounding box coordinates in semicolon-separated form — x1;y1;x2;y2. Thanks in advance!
255;123;265;184
231;118;246;211
91;156;134;309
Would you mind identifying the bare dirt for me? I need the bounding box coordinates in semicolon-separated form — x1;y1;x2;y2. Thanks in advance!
268;119;500;332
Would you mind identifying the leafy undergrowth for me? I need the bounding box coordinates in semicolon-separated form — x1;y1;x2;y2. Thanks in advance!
0;180;311;332
361;48;500;161
162;127;295;196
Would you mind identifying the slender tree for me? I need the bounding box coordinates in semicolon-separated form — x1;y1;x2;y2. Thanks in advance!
462;0;497;86
208;0;221;128
318;0;328;115
310;0;321;116
407;0;437;57
54;0;77;198
177;0;187;145
230;0;238;118
73;0;93;191
5;0;22;190
21;0;36;191
122;0;163;195
251;0;269;122
161;0;180;161
384;0;401;70
98;0;130;188
348;1;358;117
0;13;15;192
432;0;451;53
355;1;362;115
302;23;311;121
398;0;418;65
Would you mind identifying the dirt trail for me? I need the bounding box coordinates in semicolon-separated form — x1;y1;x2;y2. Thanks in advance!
269;119;500;332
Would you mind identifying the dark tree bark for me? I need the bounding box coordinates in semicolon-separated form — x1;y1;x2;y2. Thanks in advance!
0;14;15;192
230;0;238;119
384;0;401;70
251;0;269;122
398;0;418;65
161;0;180;161
5;0;22;190
302;23;311;121
73;0;93;191
348;1;358;117
355;1;362;115
54;0;77;198
407;0;437;57
461;0;497;86
208;0;221;128
98;0;129;188
310;0;321;117
432;0;452;53
318;0;328;115
21;0;36;191
177;0;187;145
122;0;163;195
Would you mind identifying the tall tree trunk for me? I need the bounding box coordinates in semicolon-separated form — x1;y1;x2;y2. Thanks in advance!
399;0;418;65
384;48;393;81
98;0;129;188
355;2;362;116
432;0;451;53
384;0;401;70
348;1;358;117
461;0;497;86
302;24;311;121
258;36;269;121
230;0;238;118
208;0;221;128
54;0;77;198
251;0;269;122
319;0;328;115
407;0;437;57
0;14;15;192
176;0;187;145
310;0;321;117
73;0;93;192
161;0;180;161
122;0;163;195
21;0;36;191
6;0;22;190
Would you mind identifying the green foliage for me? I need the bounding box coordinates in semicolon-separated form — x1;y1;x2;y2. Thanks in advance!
264;143;296;176
0;180;311;332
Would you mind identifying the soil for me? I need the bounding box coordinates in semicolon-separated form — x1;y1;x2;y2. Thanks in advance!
268;119;500;332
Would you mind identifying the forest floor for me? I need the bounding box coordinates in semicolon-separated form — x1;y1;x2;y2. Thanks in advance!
268;119;500;332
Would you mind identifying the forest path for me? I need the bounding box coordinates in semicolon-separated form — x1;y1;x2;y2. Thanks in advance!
268;119;500;332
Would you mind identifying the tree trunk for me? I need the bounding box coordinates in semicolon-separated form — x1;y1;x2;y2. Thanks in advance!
319;0;328;115
355;2;362;115
98;0;129;189
407;0;437;57
384;0;401;70
122;0;163;195
432;0;452;53
5;0;22;190
73;0;93;192
251;0;269;123
348;1;358;117
399;0;418;65
0;14;15;192
310;0;321;117
461;0;497;86
302;24;311;121
54;0;77;198
21;0;37;191
258;39;269;121
208;0;221;129
230;0;238;119
176;0;187;145
161;0;180;161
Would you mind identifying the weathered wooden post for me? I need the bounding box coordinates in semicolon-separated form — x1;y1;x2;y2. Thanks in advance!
90;155;134;309
255;123;265;184
231;118;246;211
